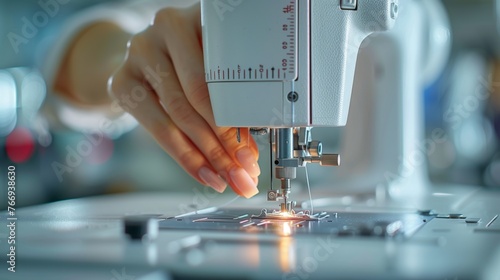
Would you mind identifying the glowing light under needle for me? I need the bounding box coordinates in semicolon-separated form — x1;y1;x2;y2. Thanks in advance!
282;222;292;236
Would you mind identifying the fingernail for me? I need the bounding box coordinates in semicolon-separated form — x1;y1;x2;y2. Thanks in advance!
199;167;227;193
229;167;259;198
236;147;260;177
252;176;259;185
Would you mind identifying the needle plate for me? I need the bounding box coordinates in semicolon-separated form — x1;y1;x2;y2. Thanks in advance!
160;208;431;237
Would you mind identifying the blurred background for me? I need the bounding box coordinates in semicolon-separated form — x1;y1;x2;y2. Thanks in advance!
1;0;499;209
0;0;200;208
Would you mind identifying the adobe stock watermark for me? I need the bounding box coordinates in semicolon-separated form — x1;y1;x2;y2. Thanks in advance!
8;0;71;54
382;127;448;184
177;186;229;214
51;65;169;182
346;4;398;58
51;131;110;182
443;75;498;130
211;0;243;21
111;65;169;113
110;267;135;280
282;233;340;280
382;73;499;186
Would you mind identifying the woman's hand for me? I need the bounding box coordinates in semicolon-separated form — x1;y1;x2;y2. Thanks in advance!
108;4;260;197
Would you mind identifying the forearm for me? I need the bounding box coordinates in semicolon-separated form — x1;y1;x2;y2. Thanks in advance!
54;22;131;108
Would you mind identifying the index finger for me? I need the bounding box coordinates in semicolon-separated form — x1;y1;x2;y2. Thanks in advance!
154;5;260;165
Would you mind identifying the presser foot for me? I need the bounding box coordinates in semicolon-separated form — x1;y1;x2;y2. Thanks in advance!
268;190;297;214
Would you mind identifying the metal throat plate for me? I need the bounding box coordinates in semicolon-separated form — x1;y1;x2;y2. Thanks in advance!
160;208;432;238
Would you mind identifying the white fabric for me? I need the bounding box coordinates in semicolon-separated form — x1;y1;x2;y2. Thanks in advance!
40;0;198;137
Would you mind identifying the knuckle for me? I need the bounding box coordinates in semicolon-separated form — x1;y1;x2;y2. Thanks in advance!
218;128;237;144
127;33;150;56
187;81;210;107
164;95;194;123
150;119;171;139
153;7;181;27
177;148;199;168
207;146;229;165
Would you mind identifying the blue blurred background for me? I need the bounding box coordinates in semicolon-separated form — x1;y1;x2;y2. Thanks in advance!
0;0;201;209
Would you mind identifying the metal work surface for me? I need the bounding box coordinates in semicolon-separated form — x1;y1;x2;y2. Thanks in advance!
1;189;500;280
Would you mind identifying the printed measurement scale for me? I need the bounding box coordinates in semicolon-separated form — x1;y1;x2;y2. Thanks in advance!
202;0;397;128
204;0;298;83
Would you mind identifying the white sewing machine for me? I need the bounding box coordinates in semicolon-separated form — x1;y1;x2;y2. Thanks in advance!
202;0;397;213
1;1;500;279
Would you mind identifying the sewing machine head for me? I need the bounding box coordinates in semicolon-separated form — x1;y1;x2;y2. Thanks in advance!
201;0;398;214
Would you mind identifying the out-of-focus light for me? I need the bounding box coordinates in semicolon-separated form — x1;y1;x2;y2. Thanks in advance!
457;120;488;161
85;135;114;165
0;71;17;137
278;227;295;273
281;221;292;236
432;192;453;197
21;71;46;122
6;127;35;163
280;212;293;218
485;161;500;187
58;105;137;139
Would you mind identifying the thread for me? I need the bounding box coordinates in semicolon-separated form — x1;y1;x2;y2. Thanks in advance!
175;195;240;218
305;165;313;215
